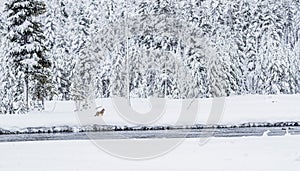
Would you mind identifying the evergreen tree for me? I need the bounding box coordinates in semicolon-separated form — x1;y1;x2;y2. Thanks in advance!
3;0;51;112
71;43;96;111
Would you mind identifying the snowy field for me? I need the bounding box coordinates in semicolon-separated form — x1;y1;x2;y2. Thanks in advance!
0;95;300;130
0;95;299;170
0;135;300;171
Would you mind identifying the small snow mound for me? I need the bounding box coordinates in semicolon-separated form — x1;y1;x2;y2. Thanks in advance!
262;130;271;137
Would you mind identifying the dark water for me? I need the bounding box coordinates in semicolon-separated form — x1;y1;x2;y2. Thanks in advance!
0;127;299;143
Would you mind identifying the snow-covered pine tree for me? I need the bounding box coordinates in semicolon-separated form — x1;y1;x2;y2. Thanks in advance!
128;0;154;97
111;41;127;97
69;0;102;111
96;62;111;98
108;1;130;98
281;0;299;49
207;34;231;98
29;2;53;110
127;46;144;98
71;42;96;111
229;1;253;94
280;0;300;94
157;52;175;98
0;6;5;65
0;9;4;33
133;0;179;98
279;45;297;94
294;40;300;93
256;0;285;94
176;1;209;98
54;0;73;101
43;0;62;100
0;25;24;114
3;0;51;112
51;0;89;101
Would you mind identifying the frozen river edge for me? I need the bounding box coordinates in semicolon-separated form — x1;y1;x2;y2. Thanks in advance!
1;121;300;143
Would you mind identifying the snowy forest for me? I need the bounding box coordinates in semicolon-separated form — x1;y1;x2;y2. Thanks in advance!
0;0;300;114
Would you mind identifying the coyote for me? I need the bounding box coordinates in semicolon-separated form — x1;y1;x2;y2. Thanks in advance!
95;108;105;117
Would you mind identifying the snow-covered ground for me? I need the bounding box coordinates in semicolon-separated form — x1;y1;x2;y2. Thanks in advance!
0;135;300;171
0;95;300;130
0;95;299;170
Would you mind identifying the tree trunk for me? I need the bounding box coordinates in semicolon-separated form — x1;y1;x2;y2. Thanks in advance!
25;65;29;112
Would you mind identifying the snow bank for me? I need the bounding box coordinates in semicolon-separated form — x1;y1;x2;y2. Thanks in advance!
0;95;300;130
